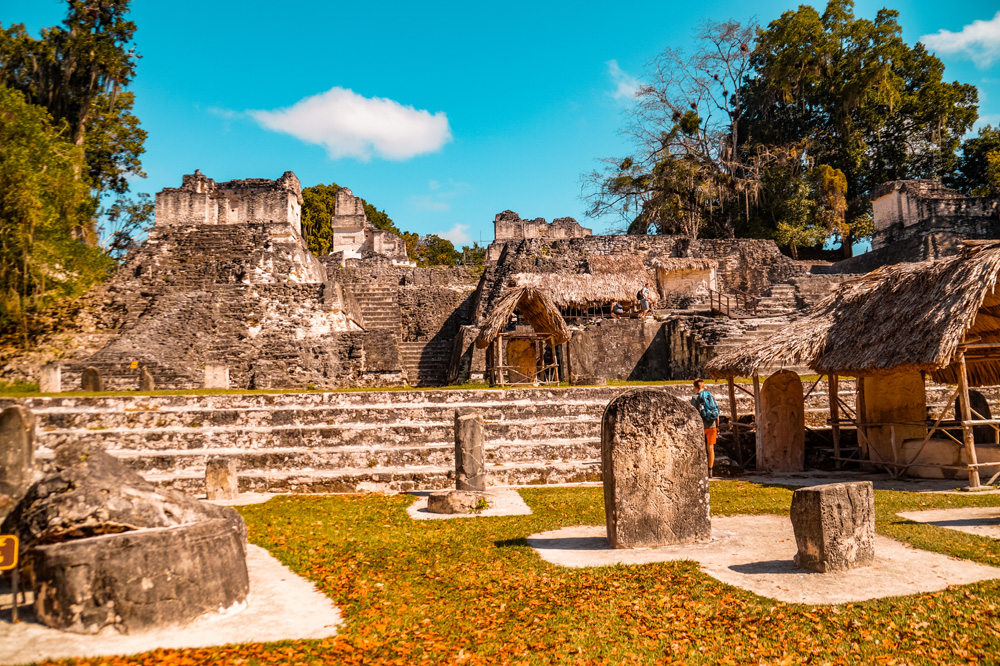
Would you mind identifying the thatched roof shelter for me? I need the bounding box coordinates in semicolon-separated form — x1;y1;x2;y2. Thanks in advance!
650;257;718;271
585;254;647;275
476;287;571;349
510;272;653;309
707;241;1000;386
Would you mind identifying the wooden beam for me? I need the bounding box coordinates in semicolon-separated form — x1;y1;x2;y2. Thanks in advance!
753;371;762;465
829;375;841;469
958;352;982;488
727;376;741;466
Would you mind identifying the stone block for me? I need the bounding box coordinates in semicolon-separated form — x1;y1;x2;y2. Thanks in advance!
0;406;35;499
601;389;711;548
455;411;486;491
206;457;238;500
759;370;805;472
31;517;249;633
80;366;102;392
791;481;875;573
39;363;61;393
427;490;487;514
204;365;229;389
139;366;155;391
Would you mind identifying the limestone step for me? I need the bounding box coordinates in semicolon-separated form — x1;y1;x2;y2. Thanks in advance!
109;438;602;476
146;459;604;495
37;417;602;452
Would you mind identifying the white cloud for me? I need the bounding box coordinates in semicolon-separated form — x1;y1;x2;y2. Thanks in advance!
438;224;472;246
411;195;451;212
250;87;452;161
921;12;1000;68
607;60;639;101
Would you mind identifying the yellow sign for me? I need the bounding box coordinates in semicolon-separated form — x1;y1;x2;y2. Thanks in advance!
130;360;139;369
0;535;18;571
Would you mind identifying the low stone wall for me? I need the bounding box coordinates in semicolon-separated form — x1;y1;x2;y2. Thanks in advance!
568;320;669;382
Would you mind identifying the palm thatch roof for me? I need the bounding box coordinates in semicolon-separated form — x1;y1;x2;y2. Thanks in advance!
650;257;718;271
706;241;1000;386
510;272;654;308
585;254;647;275
475;286;571;349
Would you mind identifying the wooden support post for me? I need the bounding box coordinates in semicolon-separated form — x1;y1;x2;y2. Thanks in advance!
727;376;741;465
830;375;841;468
958;352;982;489
856;377;866;459
753;371;762;465
497;335;505;387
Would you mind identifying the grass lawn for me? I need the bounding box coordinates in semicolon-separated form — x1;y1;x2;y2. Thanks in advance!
42;482;1000;665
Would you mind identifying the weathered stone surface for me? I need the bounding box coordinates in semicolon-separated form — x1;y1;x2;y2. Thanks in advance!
39;364;61;393
1;441;248;633
601;389;711;548
80;366;102;392
206;457;238;500
32;517;248;634
204;365;229;389
568;320;667;382
571;375;608;386
1;441;246;557
139;366;155;391
426;490;487;514
759;370;805;472
455;411;486;491
791;481;875;573
0;406;35;500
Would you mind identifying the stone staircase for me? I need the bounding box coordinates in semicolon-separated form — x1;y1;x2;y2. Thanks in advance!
399;339;454;386
754;284;799;316
346;284;401;332
11;387;643;494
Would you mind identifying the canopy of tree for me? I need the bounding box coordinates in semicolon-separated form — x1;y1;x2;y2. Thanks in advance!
0;85;114;343
301;183;485;266
586;0;988;258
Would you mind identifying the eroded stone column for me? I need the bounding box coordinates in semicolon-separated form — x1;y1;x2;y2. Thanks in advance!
0;406;35;500
759;370;805;472
602;389;710;548
455;411;486;491
80;366;102;392
139;366;155;391
204;365;229;390
205;457;238;500
791;481;875;572
39;364;61;393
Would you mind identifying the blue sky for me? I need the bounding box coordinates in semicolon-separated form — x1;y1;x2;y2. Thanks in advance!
3;0;999;247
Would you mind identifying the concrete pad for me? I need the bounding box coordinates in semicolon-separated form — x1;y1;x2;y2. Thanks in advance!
0;544;341;666
527;514;1000;605
408;488;532;520
898;507;1000;539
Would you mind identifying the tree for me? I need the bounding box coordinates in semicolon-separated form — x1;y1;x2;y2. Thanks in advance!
0;1;149;254
460;242;486;266
742;0;978;256
949;125;1000;195
0;85;113;344
585;20;759;239
301;182;418;260
416;235;461;266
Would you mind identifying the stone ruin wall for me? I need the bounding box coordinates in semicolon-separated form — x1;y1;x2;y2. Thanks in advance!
155;170;304;235
870;179;1000;257
487;211;593;261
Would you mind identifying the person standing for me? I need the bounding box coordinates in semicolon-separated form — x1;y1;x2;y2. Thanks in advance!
691;379;720;476
637;286;651;319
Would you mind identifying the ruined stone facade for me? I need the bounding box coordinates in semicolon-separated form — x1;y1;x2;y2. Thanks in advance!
330;187;410;265
865;180;1000;266
487;211;592;261
155;170;303;234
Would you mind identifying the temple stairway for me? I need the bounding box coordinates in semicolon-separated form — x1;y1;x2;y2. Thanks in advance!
346;284;402;332
398;339;453;387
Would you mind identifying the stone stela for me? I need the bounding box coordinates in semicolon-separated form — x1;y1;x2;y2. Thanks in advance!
790;481;876;573
601;389;711;549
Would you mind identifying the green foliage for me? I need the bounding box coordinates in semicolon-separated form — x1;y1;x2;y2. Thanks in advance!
301;183;339;256
416;234;461;266
743;0;978;255
949;125;1000;195
0;85;113;344
461;242;487;266
0;1;145;203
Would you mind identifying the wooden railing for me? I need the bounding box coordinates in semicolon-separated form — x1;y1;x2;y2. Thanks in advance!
708;288;758;318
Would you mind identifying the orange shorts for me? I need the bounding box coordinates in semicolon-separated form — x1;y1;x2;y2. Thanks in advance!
704;427;717;447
